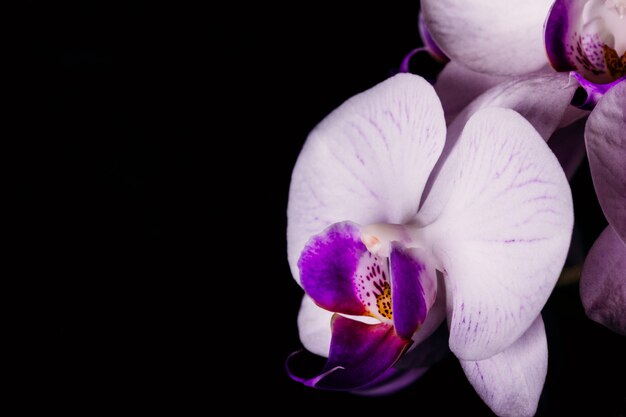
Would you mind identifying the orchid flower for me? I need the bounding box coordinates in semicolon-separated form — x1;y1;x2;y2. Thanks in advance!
433;65;625;334
412;0;626;334
543;0;626;333
286;74;573;416
420;0;625;107
545;0;626;108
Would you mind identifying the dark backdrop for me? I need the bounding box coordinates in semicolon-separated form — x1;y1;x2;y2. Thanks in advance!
28;3;625;415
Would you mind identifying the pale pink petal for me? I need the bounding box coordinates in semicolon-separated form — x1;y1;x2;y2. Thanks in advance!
448;72;578;142
585;80;626;242
580;226;626;335
421;0;554;75
421;73;578;226
460;316;548;417
287;74;446;284
418;108;573;360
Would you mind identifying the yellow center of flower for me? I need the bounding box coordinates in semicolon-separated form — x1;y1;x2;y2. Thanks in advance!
375;281;393;320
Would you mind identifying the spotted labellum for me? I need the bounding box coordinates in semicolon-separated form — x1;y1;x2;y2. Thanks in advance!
286;74;573;416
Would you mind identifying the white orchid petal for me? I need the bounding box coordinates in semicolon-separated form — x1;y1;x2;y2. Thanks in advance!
420;73;577;228
451;72;578;142
287;74;446;284
460;316;548;417
421;0;554;75
419;108;573;360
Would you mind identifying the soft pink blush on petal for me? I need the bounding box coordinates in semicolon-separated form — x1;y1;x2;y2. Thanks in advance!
417;108;573;360
580;226;626;335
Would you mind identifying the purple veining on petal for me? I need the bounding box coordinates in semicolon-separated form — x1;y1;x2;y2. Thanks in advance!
389;242;428;339
287;314;412;390
298;222;367;316
571;72;626;109
545;0;578;73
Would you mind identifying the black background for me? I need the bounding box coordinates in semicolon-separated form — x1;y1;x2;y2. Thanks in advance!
25;2;624;414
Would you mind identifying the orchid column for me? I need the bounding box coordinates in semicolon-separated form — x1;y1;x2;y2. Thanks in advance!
286;74;573;417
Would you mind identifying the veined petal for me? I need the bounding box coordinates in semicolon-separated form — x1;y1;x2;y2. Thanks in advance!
580;226;626;335
421;0;553;75
460;316;548;417
390;243;437;339
288;314;411;390
585;79;626;241
422;73;578;225
418;108;573;360
434;60;510;125
287;74;447;284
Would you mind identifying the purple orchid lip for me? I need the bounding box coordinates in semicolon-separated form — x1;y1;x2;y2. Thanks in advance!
390;242;429;339
545;0;626;84
286;314;412;390
293;220;438;390
298;221;435;327
298;222;368;317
